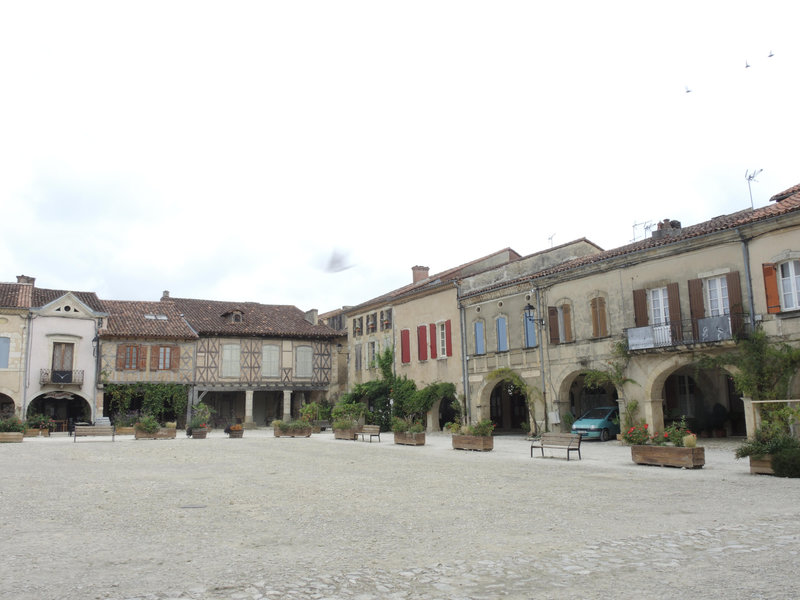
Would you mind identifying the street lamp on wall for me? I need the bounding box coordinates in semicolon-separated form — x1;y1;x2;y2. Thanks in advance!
523;303;544;327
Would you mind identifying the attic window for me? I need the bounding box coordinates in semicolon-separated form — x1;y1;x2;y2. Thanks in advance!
145;314;169;320
225;311;244;323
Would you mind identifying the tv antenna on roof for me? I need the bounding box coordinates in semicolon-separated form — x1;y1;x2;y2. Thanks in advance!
745;169;763;209
548;233;555;248
631;220;653;242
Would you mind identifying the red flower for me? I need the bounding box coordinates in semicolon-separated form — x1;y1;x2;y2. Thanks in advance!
664;432;669;438
644;424;648;429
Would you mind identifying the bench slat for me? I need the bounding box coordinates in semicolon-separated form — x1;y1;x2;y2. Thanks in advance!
530;433;581;460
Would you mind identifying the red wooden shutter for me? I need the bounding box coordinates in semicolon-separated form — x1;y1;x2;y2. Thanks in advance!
170;345;180;370
763;263;781;314
150;346;160;370
548;307;560;344
445;319;452;357
727;271;744;336
116;346;126;370
138;346;148;371
633;289;648;327
429;323;437;359
667;282;682;341
417;326;428;361
400;329;411;363
688;278;704;340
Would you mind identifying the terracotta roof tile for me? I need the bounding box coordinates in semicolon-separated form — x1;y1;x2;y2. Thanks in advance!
163;297;339;339
100;300;198;340
462;189;800;298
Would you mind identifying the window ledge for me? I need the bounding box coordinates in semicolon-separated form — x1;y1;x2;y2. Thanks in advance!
776;308;800;319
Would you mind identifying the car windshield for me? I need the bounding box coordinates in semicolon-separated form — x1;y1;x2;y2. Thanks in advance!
579;408;612;420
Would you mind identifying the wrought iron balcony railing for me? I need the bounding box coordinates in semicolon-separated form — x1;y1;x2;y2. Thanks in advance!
40;369;85;386
626;314;749;351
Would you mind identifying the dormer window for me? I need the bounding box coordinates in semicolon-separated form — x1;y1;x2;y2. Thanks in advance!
224;310;244;324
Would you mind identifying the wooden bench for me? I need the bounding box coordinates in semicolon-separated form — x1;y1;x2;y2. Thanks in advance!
358;424;381;443
74;425;115;442
530;432;581;460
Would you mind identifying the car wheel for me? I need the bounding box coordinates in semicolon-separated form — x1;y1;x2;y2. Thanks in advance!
600;428;610;442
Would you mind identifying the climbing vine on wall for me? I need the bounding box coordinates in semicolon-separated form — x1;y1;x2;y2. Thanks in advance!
105;383;189;424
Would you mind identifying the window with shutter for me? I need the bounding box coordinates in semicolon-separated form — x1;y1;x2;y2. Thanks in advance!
417;326;428;361
262;344;280;377
400;329;411;364
0;337;10;369
355;344;362;371
429;323;437;359
296;346;313;378
221;344;240;378
523;311;537;347
778;259;800;310
548;307;560;344
496;316;508;352
474;321;485;355
590;297;607;338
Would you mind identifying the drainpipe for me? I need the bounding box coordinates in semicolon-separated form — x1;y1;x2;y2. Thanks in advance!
738;231;757;329
535;287;547;433
457;283;471;424
22;313;33;418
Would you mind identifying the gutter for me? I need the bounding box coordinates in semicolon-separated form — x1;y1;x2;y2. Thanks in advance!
456;282;471;424
738;231;757;328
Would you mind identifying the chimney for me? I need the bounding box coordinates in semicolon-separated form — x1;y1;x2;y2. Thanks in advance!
16;275;35;285
651;219;682;239
412;265;430;283
16;275;34;308
161;290;171;301
304;309;319;325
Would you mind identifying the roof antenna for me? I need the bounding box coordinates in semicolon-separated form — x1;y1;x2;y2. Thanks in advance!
745;169;763;209
548;233;555;248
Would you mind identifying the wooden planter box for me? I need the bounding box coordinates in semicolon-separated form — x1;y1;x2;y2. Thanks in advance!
749;455;774;475
0;432;24;443
228;429;244;438
275;427;312;438
24;428;49;437
394;432;426;446
631;445;705;469
191;428;208;439
452;435;493;451
333;428;358;441
115;427;136;435
135;427;177;440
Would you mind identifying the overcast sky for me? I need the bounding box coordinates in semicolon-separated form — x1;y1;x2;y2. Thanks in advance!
1;1;798;313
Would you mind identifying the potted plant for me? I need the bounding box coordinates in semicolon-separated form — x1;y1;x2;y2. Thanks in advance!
188;403;212;439
331;400;366;441
113;411;138;435
226;423;244;438
625;417;705;468
0;416;25;443
25;414;53;437
449;419;495;451
735;422;800;475
134;414;176;439
391;417;426;446
272;420;312;438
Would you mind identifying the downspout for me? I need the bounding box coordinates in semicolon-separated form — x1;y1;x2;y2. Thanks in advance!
535;287;547;433
738;231;757;328
457;283;471;424
22;313;33;419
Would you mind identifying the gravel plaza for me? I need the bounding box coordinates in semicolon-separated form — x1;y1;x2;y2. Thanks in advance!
2;430;799;600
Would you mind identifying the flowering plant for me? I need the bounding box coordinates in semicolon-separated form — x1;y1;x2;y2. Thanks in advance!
652;417;693;447
622;423;650;445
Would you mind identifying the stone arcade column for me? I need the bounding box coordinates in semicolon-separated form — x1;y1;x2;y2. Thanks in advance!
245;390;254;427
282;390;292;421
642;398;665;433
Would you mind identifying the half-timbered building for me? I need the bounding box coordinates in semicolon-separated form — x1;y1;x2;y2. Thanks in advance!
160;292;339;426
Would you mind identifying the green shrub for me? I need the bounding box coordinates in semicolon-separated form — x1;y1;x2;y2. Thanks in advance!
735;427;800;459
0;416;25;432
189;403;213;429
135;414;160;434
275;420;311;432
771;448;800;478
468;419;495;437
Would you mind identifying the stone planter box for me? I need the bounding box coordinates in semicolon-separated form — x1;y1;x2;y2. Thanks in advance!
0;432;24;443
115;427;136;435
275;427;312;438
394;432;426;446
631;445;705;469
135;427;177;440
749;455;774;475
452;435;493;451
333;428;358;441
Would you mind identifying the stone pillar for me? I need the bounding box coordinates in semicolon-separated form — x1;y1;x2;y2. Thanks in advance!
282;390;292;421
245;390;254;427
643;398;665;433
742;397;757;439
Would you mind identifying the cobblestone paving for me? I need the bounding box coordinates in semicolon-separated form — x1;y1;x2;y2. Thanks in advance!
119;518;800;600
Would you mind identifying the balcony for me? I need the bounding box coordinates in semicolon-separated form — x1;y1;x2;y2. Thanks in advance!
626;314;748;351
40;369;85;386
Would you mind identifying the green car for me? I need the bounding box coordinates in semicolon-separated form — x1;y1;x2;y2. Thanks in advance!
571;406;620;441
